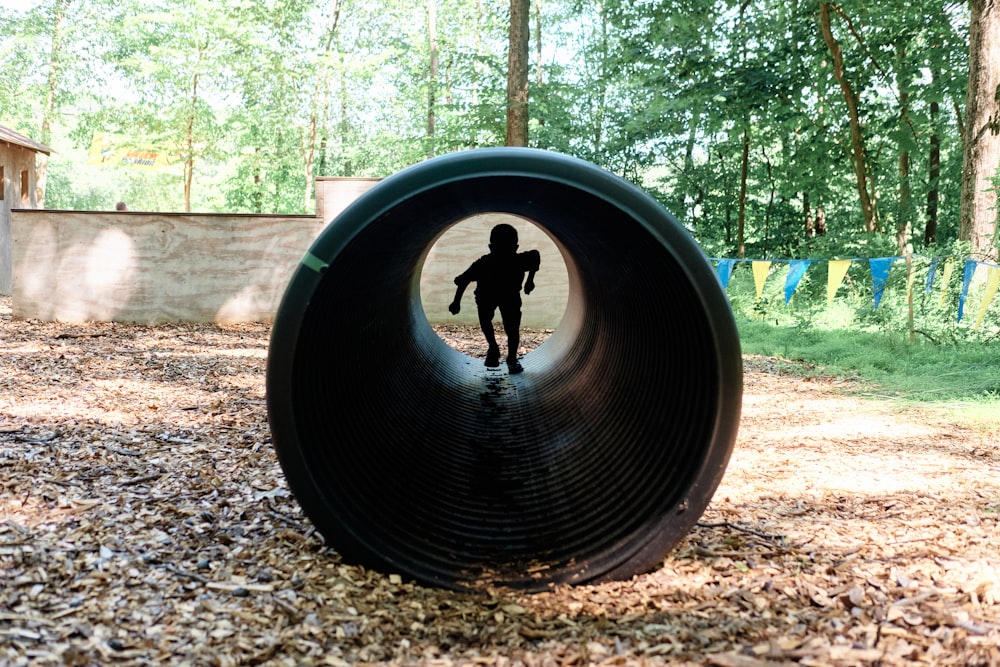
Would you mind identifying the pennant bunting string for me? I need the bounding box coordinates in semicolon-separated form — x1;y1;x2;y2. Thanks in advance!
827;260;852;304
958;260;978;322
752;261;772;300
784;260;812;304
705;255;998;328
868;257;896;310
716;258;736;289
974;266;1000;330
937;258;955;306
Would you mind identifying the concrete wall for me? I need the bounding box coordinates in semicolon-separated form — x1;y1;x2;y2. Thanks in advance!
1;143;40;295
12;180;569;326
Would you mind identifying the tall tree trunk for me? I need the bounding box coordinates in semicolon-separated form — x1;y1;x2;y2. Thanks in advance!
896;43;912;251
426;0;438;155
183;66;201;213
683;109;701;223
820;2;876;233
761;147;776;256
925;69;941;247
959;0;1000;261
37;0;69;209
506;0;530;147
534;0;543;89
804;192;814;238
737;126;750;258
718;149;733;245
304;1;341;212
735;0;751;258
590;4;609;152
253;147;263;214
338;50;352;176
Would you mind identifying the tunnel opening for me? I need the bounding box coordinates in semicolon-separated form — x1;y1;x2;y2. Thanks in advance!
267;149;742;591
418;213;570;362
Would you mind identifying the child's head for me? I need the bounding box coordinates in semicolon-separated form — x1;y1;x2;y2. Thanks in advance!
489;224;518;254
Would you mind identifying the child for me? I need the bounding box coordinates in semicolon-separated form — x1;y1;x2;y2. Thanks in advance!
449;224;540;373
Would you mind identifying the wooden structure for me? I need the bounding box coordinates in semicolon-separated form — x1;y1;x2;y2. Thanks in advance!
12;178;568;326
0;126;52;295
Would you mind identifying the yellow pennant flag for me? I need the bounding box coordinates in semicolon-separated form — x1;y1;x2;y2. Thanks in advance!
752;261;771;300
937;258;955;306
827;259;852;304
974;266;1000;330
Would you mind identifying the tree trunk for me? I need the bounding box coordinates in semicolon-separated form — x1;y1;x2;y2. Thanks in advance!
426;0;438;153
819;2;876;233
804;192;814;238
534;0;543;89
958;0;1000;261
37;0;69;209
925;77;940;247
737;126;750;258
338;51;352;176
896;43;912;252
718;148;733;245
683;109;701;223
591;4;609;152
761;146;776;256
304;1;340;213
183;68;200;213
506;0;530;147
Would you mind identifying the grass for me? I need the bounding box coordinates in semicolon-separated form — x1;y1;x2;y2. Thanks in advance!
735;314;1000;433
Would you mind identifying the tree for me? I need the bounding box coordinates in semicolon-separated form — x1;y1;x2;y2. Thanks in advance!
101;1;235;212
0;0;977;258
959;0;1000;260
36;0;69;208
302;0;342;212
819;1;877;233
506;0;530;146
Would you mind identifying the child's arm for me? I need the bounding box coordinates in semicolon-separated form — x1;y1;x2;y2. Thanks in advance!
522;250;540;295
450;270;473;314
449;280;467;314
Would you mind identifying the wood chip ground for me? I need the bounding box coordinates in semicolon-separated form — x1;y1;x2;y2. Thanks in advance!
2;298;998;666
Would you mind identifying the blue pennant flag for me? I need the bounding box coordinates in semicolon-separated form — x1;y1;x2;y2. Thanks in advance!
784;260;812;304
716;258;736;288
869;257;895;309
924;256;939;293
958;260;978;322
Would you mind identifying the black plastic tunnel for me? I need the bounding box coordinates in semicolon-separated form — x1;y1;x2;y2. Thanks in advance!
266;148;742;591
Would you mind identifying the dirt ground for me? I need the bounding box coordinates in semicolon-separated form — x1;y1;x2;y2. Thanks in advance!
1;296;998;667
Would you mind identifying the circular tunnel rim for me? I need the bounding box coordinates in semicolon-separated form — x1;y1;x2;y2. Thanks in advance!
267;147;743;590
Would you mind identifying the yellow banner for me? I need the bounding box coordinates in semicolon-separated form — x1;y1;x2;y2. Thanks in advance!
974;266;1000;330
87;132;178;171
827;259;852;304
752;261;771;300
937;258;955;306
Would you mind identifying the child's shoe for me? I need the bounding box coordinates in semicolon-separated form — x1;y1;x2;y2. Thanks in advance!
485;346;501;368
506;355;523;374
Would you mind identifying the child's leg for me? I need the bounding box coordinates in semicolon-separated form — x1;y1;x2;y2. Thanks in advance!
477;302;501;366
498;302;522;361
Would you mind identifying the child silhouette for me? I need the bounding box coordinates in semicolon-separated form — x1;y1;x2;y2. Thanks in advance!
449;224;540;373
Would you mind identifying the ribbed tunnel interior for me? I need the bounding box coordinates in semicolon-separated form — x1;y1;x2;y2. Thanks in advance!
267;149;742;591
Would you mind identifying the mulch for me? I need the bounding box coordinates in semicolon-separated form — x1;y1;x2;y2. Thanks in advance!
1;296;998;666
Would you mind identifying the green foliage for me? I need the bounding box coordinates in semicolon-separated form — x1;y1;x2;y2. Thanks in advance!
737;312;1000;406
729;240;999;413
1;0;992;266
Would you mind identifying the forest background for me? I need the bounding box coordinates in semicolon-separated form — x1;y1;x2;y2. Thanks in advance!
1;0;999;341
